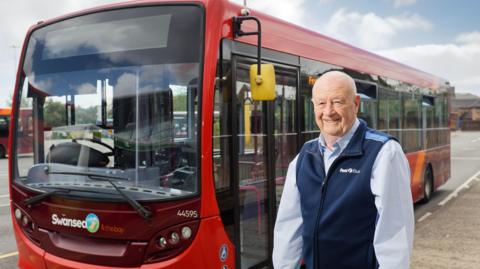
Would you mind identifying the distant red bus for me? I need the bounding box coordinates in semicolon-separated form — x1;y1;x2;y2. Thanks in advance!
9;1;450;268
0;108;11;158
1;108;32;158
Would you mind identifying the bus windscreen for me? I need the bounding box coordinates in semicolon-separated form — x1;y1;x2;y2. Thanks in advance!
14;5;203;201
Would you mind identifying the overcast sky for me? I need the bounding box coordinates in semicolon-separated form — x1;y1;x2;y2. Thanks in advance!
1;0;479;107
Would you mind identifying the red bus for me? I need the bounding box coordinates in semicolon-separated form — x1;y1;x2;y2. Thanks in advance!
1;108;33;159
0;108;11;158
9;1;450;268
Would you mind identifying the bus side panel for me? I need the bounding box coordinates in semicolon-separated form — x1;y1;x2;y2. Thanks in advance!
40;217;234;269
406;151;425;202
425;145;451;190
442;145;451;185
407;145;450;203
12;212;47;269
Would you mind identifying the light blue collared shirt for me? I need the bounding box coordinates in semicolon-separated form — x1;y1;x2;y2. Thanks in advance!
273;119;414;269
319;119;360;173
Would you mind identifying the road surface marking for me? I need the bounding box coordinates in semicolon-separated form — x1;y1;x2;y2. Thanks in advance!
0;251;18;260
0;203;10;208
418;212;432;222
0;194;9;198
439;170;480;206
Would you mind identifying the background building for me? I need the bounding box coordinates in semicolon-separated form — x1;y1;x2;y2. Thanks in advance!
452;93;480;130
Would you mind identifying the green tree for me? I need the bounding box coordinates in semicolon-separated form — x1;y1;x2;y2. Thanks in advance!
76;106;98;124
173;93;187;112
44;99;66;128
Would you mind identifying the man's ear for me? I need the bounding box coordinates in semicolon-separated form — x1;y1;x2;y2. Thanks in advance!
354;95;360;113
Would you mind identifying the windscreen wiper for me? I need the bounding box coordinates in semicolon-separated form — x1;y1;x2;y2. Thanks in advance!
45;170;153;220
24;189;70;206
23;186;126;206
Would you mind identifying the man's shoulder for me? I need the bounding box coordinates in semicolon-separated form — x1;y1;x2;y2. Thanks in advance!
364;128;396;144
304;138;319;145
298;138;319;155
302;138;319;149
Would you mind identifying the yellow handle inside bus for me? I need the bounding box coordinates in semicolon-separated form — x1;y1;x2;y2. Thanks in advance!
244;101;252;145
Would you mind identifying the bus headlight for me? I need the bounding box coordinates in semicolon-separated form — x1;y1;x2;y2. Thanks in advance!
158;237;167;248
15;208;22;220
22;215;30;226
146;220;199;264
169;232;180;244
181;226;192;239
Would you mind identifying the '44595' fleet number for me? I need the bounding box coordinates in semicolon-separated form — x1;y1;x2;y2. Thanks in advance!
177;210;198;218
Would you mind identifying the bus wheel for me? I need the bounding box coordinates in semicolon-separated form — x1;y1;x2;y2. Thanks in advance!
421;166;434;204
0;146;5;159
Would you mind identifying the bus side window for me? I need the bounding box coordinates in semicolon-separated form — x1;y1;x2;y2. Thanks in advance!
355;80;377;129
402;92;422;152
378;88;401;141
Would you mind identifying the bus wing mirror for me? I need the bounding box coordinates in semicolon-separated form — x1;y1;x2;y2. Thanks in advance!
250;64;276;101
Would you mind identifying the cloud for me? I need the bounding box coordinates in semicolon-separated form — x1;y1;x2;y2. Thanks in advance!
392;0;418;7
0;0;119;106
229;0;307;27
75;83;97;95
0;0;118;47
322;8;432;50
455;31;480;44
378;32;480;94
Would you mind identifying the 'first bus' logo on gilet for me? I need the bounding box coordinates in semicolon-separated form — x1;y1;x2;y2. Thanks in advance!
339;168;361;174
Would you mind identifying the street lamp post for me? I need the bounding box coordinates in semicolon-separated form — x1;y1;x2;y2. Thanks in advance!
10;44;19;74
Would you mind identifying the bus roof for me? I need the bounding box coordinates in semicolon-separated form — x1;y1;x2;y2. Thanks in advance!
28;0;448;90
221;1;448;90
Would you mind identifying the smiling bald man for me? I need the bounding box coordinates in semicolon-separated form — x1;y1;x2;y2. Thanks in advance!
273;71;414;269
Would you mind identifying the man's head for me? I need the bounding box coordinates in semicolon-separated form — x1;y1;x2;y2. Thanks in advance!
311;71;360;141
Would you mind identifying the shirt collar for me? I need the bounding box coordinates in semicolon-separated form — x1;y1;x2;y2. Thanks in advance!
318;118;360;152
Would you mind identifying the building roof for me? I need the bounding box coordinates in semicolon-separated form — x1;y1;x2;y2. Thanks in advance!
452;95;480;109
455;93;479;100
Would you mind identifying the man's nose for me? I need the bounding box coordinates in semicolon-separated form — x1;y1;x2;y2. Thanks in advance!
323;102;335;115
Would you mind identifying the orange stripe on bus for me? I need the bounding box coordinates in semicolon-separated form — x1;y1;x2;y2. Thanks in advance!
413;151;426;184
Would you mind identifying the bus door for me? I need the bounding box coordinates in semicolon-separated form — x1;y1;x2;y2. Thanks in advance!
232;56;298;269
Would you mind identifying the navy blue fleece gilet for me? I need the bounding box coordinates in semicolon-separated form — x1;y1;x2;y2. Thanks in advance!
296;120;394;269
